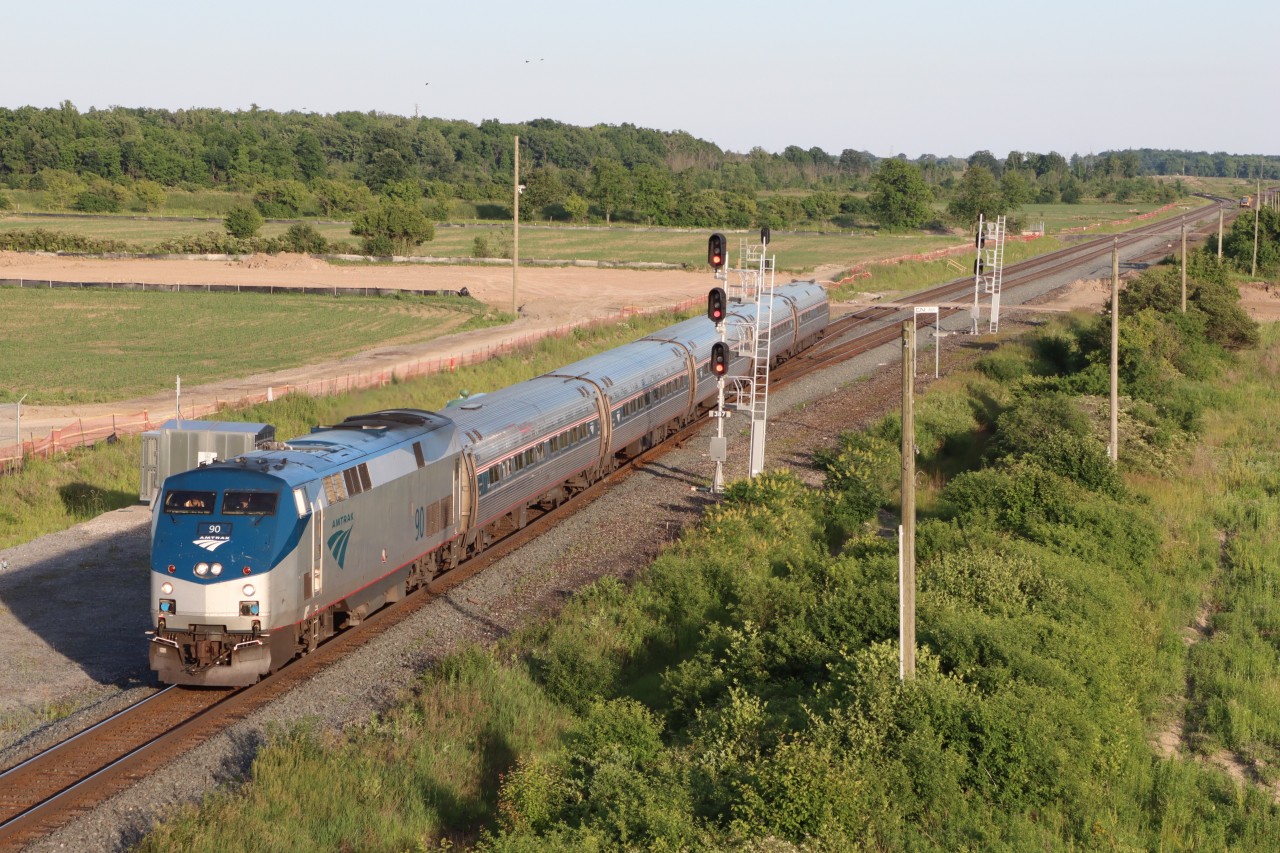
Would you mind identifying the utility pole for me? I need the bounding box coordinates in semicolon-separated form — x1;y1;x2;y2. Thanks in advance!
1253;167;1262;279
1180;222;1187;314
14;394;26;470
1218;209;1224;260
1110;240;1119;463
899;320;916;681
513;136;520;315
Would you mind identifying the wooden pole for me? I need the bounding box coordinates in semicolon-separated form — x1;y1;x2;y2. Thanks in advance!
1180;222;1187;313
1218;209;1224;260
900;320;916;681
1253;170;1262;279
513;136;520;315
1110;239;1119;463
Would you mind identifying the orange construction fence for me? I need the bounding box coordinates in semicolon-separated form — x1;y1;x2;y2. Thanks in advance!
0;297;701;473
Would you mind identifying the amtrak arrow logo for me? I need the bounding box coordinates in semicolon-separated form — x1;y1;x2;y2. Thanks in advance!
193;537;229;552
327;527;352;569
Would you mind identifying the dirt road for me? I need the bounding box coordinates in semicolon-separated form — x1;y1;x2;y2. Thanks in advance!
6;249;1276;445
3;252;797;441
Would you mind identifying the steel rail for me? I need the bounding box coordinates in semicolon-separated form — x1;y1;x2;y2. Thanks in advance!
0;197;1235;850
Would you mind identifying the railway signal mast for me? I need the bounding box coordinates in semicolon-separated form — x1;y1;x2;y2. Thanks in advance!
707;237;731;492
742;227;775;478
970;214;1007;334
707;283;730;492
706;228;776;491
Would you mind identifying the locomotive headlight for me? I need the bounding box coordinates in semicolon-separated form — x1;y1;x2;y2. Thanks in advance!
210;563;223;576
195;562;210;576
161;582;174;595
242;584;256;597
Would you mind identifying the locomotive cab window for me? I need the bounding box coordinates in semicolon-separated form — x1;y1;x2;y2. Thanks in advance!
163;490;216;514
223;491;279;516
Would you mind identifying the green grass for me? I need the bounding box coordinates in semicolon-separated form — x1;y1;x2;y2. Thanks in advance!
135;650;572;852
1022;197;1211;235
0;289;505;405
0;435;141;549
124;313;1280;850
1170;323;1280;775
0;308;692;546
828;236;1067;301
1;194;1212;275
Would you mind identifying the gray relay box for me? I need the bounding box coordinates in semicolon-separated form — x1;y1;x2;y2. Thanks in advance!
139;419;274;503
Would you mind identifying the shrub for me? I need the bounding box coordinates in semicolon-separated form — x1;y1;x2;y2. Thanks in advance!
153;230;258;255
73;189;121;212
223;205;263;239
282;222;329;254
132;180;166;211
975;349;1029;382
252;179;309;218
988;392;1123;495
0;227;127;253
815;431;896;540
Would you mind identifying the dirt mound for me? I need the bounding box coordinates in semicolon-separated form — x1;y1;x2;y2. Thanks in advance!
232;252;328;271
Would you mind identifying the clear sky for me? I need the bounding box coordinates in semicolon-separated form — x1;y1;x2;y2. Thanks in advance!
8;0;1277;160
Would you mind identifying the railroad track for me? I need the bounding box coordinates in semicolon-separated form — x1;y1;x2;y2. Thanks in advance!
790;198;1233;372
0;198;1233;850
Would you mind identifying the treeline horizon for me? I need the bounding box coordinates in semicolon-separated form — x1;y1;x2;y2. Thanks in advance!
0;102;1274;233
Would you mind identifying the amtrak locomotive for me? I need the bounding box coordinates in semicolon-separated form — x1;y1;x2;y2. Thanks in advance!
149;281;829;685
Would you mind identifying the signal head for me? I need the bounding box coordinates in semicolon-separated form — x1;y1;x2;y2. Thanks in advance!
710;341;729;377
707;287;727;325
707;232;727;271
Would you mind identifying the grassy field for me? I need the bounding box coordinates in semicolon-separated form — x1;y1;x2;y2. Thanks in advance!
0;195;1209;274
0;289;505;405
0;308;691;548
1021;198;1203;233
130;305;1280;850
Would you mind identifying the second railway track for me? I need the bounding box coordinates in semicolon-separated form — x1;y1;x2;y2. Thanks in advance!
0;198;1235;851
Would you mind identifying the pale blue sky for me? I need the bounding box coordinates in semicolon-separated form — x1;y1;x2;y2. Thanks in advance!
8;0;1276;159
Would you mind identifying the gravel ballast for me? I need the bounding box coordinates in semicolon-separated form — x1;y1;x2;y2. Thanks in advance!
4;278;1089;851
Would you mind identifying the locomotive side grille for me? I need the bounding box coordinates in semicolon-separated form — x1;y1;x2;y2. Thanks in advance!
426;495;454;535
324;473;348;504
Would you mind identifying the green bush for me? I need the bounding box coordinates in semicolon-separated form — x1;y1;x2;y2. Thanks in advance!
153;230;258;255
72;189;121;212
223;205;263;238
0;227;128;253
282;222;329;254
988;391;1123;495
975;348;1029;382
814;431;896;540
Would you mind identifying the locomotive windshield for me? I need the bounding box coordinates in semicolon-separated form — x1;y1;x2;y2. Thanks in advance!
163;490;216;514
222;491;279;516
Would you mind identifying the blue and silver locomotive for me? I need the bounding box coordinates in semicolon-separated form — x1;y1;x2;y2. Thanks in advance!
149;281;828;685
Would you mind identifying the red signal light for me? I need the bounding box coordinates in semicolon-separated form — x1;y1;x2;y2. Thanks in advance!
707;287;727;324
708;232;727;271
710;342;729;377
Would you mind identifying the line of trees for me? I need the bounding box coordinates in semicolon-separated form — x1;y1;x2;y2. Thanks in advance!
0;103;1264;234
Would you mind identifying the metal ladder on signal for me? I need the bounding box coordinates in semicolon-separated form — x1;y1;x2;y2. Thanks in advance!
746;252;774;477
971;214;1007;334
